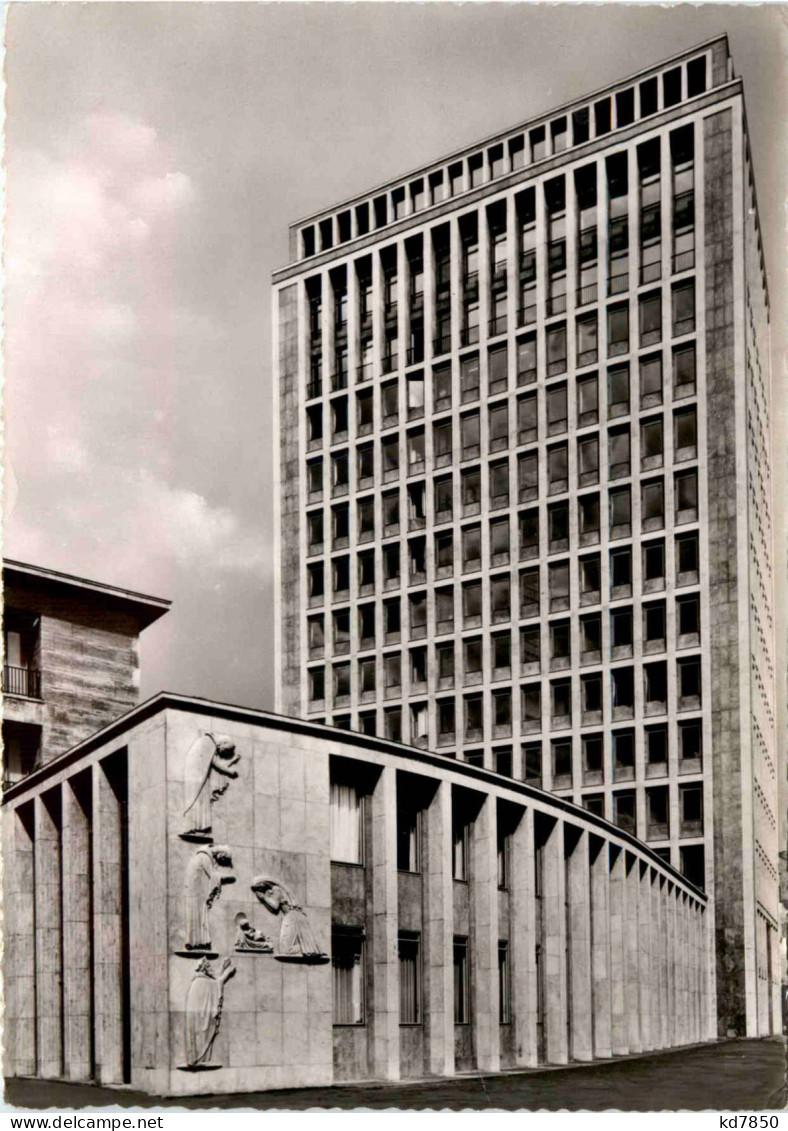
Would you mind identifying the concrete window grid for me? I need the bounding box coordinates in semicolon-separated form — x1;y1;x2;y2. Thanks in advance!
289;116;726;880
293;45;720;263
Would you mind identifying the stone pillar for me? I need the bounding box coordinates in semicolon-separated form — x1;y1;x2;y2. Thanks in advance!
637;862;653;1051
471;795;499;1071
541;817;568;1064
666;884;678;1047
93;759;124;1085
625;855;642;1054
609;846;628;1055
6;803;37;1077
566;829;593;1061
511;807;537;1066
370;764;400;1081
589;838;612;1058
652;875;665;1050
35;789;63;1079
660;879;670;1048
698;905;709;1041
425;780;454;1075
675;892;686;1045
62;775;93;1080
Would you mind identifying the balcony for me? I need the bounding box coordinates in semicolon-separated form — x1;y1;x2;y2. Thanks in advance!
460;325;479;348
608;272;629;296
546;294;567;317
381;353;398;375
576;283;598;307
488;314;508;337
407;343;425;366
518;305;537;328
3;666;42;699
640;261;662;285
492;263;508;290
331;370;348;392
306;380;323;400
356;361;373;383
433;335;452;357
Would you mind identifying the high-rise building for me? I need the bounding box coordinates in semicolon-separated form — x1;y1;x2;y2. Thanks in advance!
273;34;778;1037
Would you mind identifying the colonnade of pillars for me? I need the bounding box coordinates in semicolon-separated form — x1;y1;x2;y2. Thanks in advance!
4;752;128;1083
361;767;710;1081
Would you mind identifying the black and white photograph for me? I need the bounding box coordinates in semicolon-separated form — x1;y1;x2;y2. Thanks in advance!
2;1;787;1116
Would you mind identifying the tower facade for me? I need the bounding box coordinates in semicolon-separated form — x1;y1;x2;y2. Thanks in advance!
273;35;779;1037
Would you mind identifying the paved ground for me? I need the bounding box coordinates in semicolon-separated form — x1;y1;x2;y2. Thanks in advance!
4;1038;787;1112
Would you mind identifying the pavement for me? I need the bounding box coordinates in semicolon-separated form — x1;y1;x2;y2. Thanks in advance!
4;1038;787;1112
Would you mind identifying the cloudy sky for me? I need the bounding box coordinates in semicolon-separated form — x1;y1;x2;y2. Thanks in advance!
5;3;786;710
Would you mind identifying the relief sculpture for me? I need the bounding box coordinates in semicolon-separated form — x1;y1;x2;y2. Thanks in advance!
233;911;274;953
182;956;236;1070
182;845;235;953
251;876;329;963
181;733;241;840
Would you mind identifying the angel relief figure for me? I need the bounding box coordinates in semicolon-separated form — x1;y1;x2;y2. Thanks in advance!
251;876;329;963
181;733;241;840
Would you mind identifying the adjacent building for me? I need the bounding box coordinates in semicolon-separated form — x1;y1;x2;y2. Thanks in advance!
273;34;779;1038
2;559;170;782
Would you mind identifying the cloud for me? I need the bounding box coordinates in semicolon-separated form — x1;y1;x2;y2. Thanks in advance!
4;108;262;595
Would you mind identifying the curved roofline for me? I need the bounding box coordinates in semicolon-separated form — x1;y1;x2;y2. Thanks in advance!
2;688;707;902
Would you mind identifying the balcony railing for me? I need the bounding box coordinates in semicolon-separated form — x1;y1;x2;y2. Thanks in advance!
357;361;373;383
331;371;348;392
381;354;398;375
489;314;508;337
460;325;480;347
407;343;425;366
3;665;42;699
577;348;598;368
433;335;452;357
546;294;567;317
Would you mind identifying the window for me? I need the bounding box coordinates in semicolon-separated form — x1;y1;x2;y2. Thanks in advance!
464;636;483;682
521;683;541;733
359;657;376;696
384;652;401;694
678;657;701;708
307;511;324;553
520;568;540;617
551;679;572;726
307;457;323;498
409;536;426;580
676;532;699;584
309;666;325;702
576;314;598;367
490;460;510;509
434;363;452;411
639;291;662;347
428;480;451;526
454;938;470;1023
643;539;666;590
613;729;635;777
435;530;454;577
552;738;572;783
517;334;537;385
437;641;455;683
680;783;703;836
546;323;567;376
679;719;702;767
673;343;696;398
358;498;375;542
489;402;509;452
549;560;570;612
385;707;402;742
580;554;601;603
517;393;538;445
382;490;399;533
607;304;629;357
409;592;427;640
675;470;698;522
608;364;630;417
492;631;511;674
460;354;480;403
382;435;399;480
644;600;666;650
517;454;538;505
408;428;425;471
308;615;325;657
579;493;600;544
399;933;421;1023
462;467;481;514
548;443;568;494
611;606;633;655
330;779;363;863
490;516;510;565
524;741;542;783
498;942;511;1023
332;451;350;494
647;787;669;841
493;689;512;734
677;594;700;644
642;477;665;530
644;661;667;712
332;397;348;439
333;930;365;1024
397;795;421;873
333;608;351;654
462;524;482;573
612;667;634;716
595;98;611;137
437;698;455;741
382;380;399;426
583;733;603;778
610;546;632;595
436;588;454;633
663;66;682;108
551;619;570;664
491;574;511;623
578;435;599;487
672;281;695;336
687;56;706;97
613;791;636;835
452;809;469;881
674;406;697;460
547;383;568;435
640;76;658;117
609;486;631;537
578;373;596;425
520;623;541;669
641;416;664;470
463;580;482;625
640;354;663;408
489;345;508;394
608;425;630;479
549;502;569;552
383;543;400;587
646;725;668;767
333;556;350;596
581;613;601;660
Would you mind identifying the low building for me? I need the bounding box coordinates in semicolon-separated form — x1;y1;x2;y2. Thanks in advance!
2;559;170;782
4;692;717;1096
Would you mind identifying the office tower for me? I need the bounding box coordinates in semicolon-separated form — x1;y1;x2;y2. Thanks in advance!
274;35;778;1036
